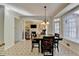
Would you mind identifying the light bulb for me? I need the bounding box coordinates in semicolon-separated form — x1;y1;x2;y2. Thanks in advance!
41;22;45;25
46;21;49;24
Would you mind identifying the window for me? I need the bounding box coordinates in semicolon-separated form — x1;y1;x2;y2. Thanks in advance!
55;22;59;33
61;7;79;43
63;14;77;39
54;18;60;34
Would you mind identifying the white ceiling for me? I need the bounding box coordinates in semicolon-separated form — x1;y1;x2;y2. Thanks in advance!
55;3;79;17
6;3;68;16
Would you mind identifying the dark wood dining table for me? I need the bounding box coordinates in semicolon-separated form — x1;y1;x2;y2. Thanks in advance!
32;35;63;55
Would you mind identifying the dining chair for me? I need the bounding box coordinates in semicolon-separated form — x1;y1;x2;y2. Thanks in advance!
41;36;54;56
54;33;60;52
31;39;40;52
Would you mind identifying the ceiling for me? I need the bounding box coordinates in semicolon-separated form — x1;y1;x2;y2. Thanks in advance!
6;3;68;16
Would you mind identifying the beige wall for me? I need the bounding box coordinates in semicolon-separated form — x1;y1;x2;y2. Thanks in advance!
4;7;15;49
0;6;4;44
14;17;24;43
47;17;54;35
4;7;24;49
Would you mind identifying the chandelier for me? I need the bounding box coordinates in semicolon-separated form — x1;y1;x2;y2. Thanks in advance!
41;6;49;25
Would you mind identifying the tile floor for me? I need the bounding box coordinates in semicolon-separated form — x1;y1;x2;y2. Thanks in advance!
0;40;79;56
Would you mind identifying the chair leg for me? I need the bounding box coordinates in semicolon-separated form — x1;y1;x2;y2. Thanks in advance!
31;45;33;52
52;49;53;56
38;47;40;53
38;43;40;53
57;43;59;52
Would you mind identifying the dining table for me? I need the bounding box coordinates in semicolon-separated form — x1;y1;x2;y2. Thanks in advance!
32;35;63;55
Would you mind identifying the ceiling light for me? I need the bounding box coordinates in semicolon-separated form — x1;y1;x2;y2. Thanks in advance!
41;6;49;25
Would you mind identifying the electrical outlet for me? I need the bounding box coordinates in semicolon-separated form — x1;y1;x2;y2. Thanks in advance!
66;43;70;47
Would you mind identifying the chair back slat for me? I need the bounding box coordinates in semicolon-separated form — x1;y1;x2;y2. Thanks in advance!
41;36;54;55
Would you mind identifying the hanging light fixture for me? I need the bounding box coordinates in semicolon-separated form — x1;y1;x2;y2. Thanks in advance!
41;6;49;25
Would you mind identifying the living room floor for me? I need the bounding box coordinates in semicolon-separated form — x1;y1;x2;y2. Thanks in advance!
1;39;78;56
